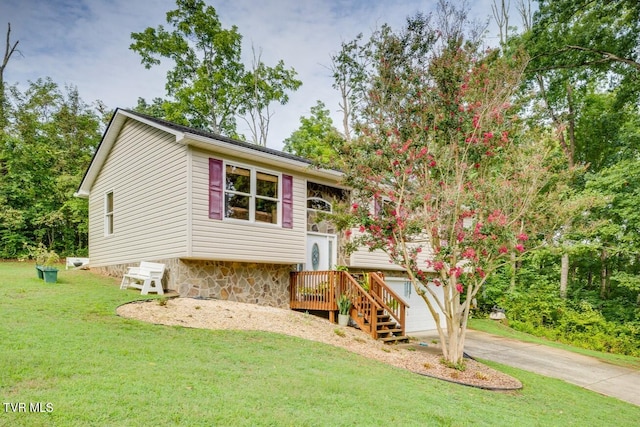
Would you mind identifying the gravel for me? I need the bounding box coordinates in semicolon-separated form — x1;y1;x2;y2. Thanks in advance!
117;297;522;390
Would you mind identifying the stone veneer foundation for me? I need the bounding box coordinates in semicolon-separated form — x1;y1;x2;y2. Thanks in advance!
176;260;293;308
94;258;294;309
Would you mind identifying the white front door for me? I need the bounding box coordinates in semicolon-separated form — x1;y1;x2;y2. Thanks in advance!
306;233;337;271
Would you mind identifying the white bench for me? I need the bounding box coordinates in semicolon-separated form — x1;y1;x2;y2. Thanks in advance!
66;257;90;270
120;261;166;295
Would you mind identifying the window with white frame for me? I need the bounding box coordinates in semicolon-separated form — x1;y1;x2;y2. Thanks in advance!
224;164;280;224
306;197;332;213
104;191;114;235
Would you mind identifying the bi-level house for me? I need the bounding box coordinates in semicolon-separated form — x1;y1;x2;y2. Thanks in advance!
76;109;443;336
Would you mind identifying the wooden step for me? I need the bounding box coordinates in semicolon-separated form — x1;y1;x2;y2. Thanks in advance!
376;321;397;326
378;328;402;334
379;335;409;343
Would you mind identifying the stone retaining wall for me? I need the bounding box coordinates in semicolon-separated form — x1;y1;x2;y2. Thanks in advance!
93;258;293;309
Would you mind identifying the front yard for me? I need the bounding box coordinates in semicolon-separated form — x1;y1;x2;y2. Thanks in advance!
1;262;638;426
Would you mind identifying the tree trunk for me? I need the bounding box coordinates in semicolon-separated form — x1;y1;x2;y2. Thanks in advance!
600;249;609;298
1;22;19;130
560;252;569;298
509;251;517;292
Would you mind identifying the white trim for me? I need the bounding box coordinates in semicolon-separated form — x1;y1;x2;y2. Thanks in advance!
306;232;338;271
183;133;345;183
306;197;333;213
186;147;193;257
104;190;114;237
76;109;347;198
223;160;282;226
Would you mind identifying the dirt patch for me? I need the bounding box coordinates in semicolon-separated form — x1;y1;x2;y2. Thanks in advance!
117;297;522;390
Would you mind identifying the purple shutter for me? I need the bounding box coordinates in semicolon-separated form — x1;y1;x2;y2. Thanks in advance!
282;174;293;228
209;158;223;220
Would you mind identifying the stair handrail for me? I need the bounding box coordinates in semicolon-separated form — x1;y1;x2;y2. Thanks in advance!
340;271;381;336
368;272;409;337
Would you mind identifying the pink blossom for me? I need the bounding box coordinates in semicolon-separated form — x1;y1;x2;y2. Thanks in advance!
433;261;444;271
498;246;508;254
345;230;352;238
501;131;509;143
456;283;464;293
515;244;525;253
450;267;463;278
359;225;365;233
461;248;476;259
352;203;359;210
433;279;442;287
487;210;507;226
517;233;529;242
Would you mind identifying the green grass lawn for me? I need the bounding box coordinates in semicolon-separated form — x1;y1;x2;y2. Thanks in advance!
1;262;639;426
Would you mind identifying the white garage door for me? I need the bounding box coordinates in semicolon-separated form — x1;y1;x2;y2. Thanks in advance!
385;277;445;333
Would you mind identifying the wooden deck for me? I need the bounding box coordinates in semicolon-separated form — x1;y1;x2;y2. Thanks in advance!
290;270;409;342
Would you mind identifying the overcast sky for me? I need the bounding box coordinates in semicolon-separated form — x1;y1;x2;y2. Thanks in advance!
1;0;523;150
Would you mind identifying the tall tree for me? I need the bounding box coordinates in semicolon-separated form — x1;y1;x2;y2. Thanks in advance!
329;33;369;143
239;47;302;146
515;0;640;297
341;8;564;365
130;0;301;144
0;22;19;130
0;79;101;257
283;100;344;166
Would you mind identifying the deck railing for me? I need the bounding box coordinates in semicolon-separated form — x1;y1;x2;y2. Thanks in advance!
290;270;408;338
289;271;338;311
368;272;408;336
340;271;379;334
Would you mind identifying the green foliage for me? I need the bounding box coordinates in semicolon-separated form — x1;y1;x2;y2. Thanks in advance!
527;0;640;101
440;358;466;372
2;262;640;425
283;100;345;166
130;0;301;144
488;263;640;357
338;7;566;365
0;78;100;258
337;293;352;315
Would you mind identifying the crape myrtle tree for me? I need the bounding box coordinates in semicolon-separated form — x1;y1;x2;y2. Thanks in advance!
340;10;564;364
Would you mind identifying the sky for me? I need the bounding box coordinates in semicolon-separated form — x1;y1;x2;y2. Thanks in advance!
1;0;521;151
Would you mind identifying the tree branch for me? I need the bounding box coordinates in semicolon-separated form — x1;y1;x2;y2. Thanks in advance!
2;22;20;79
565;45;640;71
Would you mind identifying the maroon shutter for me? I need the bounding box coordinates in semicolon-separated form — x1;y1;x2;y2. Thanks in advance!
209;158;223;220
282;174;293;228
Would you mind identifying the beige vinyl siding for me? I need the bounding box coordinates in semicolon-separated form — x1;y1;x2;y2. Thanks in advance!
88;119;188;266
349;232;434;271
349;247;404;270
189;148;306;263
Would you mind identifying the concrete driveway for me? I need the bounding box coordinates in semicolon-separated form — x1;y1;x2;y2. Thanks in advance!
413;329;640;407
